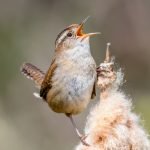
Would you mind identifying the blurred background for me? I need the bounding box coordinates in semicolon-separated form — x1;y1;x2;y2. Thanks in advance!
0;0;150;149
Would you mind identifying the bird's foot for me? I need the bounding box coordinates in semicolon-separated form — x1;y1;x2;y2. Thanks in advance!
79;134;90;146
66;115;90;146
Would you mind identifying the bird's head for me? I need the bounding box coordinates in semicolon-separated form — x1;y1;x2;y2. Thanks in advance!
55;17;100;50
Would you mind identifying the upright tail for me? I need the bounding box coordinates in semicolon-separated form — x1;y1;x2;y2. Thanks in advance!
20;63;45;88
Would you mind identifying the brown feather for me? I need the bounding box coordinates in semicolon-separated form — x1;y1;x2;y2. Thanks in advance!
40;59;57;100
91;81;96;99
21;63;45;87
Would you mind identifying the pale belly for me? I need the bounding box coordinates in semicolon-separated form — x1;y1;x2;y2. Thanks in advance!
46;45;96;115
47;64;96;115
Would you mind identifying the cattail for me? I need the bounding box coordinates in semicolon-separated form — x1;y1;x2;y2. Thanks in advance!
75;43;150;150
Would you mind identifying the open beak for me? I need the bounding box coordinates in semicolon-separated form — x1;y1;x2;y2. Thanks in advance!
76;16;101;39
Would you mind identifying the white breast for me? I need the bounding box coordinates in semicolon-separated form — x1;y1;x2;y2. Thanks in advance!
47;45;96;114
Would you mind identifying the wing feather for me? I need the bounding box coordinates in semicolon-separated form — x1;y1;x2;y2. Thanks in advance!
91;81;96;99
40;59;57;100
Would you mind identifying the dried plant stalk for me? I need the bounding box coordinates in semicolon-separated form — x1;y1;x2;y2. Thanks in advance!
75;43;150;150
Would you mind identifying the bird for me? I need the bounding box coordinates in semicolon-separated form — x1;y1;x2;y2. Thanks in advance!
21;17;100;145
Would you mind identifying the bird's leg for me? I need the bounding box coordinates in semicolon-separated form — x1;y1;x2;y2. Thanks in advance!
67;114;82;137
66;114;89;146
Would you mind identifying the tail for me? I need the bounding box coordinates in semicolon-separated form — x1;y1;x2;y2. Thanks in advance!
20;63;45;88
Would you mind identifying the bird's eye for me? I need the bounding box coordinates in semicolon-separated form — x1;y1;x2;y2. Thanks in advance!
67;32;73;37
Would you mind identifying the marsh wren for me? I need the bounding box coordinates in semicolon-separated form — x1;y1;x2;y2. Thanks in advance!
21;17;100;145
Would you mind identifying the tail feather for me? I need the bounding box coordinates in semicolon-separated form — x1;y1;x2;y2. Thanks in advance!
21;63;45;87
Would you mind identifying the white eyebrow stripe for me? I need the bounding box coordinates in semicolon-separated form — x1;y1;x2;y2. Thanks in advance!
55;24;79;47
57;31;68;45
